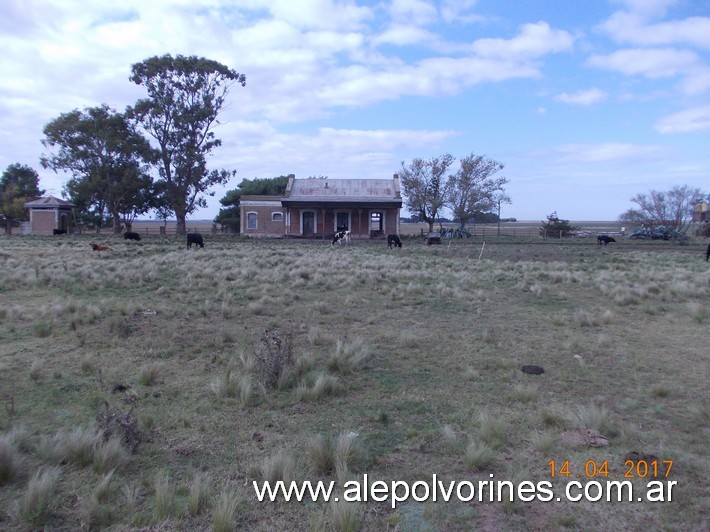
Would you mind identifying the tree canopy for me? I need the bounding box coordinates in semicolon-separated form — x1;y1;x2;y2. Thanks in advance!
399;154;454;232
216;176;289;232
445;153;508;227
41;105;153;232
128;54;246;234
619;185;706;233
0;163;44;233
400;153;510;231
539;212;578;238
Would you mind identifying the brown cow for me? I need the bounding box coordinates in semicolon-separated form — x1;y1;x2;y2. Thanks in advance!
90;243;111;251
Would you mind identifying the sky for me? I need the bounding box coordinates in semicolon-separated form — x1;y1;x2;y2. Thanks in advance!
1;0;709;222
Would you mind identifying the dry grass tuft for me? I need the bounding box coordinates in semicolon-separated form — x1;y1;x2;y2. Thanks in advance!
17;467;60;525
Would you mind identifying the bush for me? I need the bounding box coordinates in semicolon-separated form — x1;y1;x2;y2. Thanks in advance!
539;212;579;238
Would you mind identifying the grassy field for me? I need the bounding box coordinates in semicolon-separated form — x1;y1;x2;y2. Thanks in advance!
0;234;708;530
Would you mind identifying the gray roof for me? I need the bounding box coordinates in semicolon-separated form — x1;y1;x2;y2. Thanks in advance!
24;196;74;208
286;179;400;203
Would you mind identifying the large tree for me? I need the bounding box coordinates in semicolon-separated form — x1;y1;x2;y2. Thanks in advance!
216;176;289;232
41;105;153;233
399;154;455;232
128;54;246;235
444;153;508;227
0;163;44;234
619;185;706;233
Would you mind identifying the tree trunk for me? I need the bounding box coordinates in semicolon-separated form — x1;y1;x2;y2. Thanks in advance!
112;212;123;234
5;220;12;235
176;215;187;235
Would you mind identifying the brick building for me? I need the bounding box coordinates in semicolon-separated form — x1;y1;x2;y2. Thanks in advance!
240;175;403;239
23;196;74;235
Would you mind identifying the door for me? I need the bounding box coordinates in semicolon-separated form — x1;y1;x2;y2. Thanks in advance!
303;211;315;236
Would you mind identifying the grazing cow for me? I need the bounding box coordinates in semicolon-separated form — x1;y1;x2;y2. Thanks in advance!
331;230;351;246
597;235;616;246
186;232;204;249
387;234;402;248
90;243;111;251
124;231;141;241
706;243;710;262
53;229;66;235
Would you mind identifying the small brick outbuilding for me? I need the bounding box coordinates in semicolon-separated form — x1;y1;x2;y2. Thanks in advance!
23;196;74;235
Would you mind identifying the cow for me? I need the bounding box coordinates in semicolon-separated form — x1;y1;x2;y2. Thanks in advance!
90;243;111;251
387;234;402;248
706;243;710;262
597;235;616;246
331;230;351;246
124;231;141;241
53;229;66;235
187;233;204;249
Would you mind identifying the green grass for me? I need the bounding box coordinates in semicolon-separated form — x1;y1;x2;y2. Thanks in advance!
0;234;708;530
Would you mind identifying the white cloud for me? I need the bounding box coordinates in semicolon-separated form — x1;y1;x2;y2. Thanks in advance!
388;0;438;27
588;48;699;78
655;105;710;133
471;21;574;59
554;88;607;105
600;11;710;48
554;143;665;163
610;0;677;17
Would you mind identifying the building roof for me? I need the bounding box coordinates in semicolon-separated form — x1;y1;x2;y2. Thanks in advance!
24;196;74;208
282;177;402;207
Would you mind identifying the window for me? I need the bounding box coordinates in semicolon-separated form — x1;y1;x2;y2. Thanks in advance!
247;212;257;230
370;212;382;231
272;212;283;222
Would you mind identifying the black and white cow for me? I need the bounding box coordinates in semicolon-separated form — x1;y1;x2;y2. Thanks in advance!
597;235;616;246
187;233;204;249
332;230;351;246
124;231;141;241
387;234;402;248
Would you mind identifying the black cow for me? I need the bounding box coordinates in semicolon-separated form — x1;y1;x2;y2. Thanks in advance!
706;243;710;262
332;230;351;246
387;234;402;248
597;235;616;246
53;229;66;235
124;231;141;241
187;233;204;249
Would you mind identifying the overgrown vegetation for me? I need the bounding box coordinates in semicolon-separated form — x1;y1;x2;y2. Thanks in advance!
0;234;708;529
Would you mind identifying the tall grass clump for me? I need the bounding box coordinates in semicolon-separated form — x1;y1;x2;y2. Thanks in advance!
212;490;243;532
327;336;372;374
188;471;211;516
93;437;128;474
138;363;161;386
330;500;361;532
295;372;342;402
334;431;364;480
63;426;102;467
476;411;507;449
464;440;497;471
572;404;619;436
307;434;335;474
17;467;60;526
0;436;21;484
153;470;176;520
260;450;299;484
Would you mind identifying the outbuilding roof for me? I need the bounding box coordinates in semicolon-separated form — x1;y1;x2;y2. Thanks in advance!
24;196;74;208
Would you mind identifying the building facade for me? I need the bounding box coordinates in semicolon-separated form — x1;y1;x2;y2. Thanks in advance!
240;175;403;239
23;196;74;235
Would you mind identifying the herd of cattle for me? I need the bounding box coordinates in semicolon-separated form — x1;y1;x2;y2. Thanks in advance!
80;230;710;260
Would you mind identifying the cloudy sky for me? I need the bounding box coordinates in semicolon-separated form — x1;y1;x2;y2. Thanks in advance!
2;0;709;221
